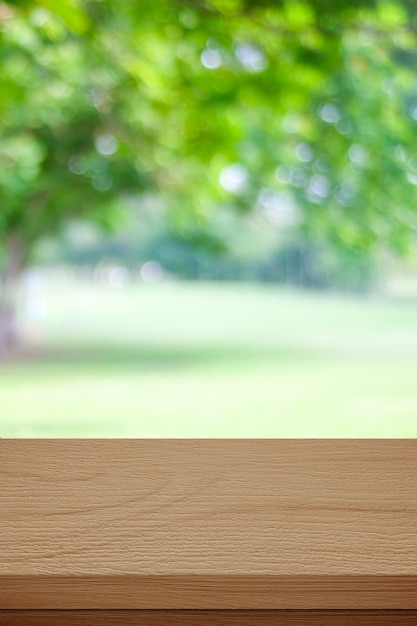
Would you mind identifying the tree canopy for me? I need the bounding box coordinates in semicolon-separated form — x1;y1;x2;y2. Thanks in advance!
1;0;417;265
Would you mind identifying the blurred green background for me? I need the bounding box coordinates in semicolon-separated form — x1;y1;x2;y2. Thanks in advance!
1;0;417;437
3;277;417;438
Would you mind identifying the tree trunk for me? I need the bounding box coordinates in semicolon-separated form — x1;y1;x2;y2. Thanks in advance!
0;235;27;356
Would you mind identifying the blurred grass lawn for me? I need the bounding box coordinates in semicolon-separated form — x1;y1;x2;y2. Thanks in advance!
1;279;417;438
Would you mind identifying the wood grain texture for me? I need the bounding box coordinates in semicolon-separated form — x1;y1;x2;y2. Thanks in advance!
1;440;417;609
2;611;417;626
1;575;417;610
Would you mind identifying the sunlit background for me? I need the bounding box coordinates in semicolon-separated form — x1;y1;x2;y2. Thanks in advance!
1;0;417;437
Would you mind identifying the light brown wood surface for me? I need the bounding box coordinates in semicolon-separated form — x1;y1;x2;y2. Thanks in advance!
1;440;416;609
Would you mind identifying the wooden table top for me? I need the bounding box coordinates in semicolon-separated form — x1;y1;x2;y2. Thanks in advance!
1;439;416;609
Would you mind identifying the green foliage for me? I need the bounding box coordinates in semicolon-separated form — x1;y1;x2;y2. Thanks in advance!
1;0;417;264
